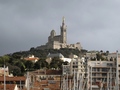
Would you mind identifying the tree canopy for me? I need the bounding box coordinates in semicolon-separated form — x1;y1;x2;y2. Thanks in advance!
0;48;84;76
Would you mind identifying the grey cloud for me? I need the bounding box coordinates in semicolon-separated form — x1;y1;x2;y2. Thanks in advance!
0;0;120;55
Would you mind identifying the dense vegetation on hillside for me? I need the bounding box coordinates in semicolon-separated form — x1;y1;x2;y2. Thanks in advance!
0;48;87;76
0;48;111;76
28;48;87;58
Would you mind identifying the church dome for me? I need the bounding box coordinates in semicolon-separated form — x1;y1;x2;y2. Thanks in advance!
50;29;56;36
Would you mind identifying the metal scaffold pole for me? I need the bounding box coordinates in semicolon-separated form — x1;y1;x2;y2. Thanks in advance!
4;64;6;90
27;71;30;90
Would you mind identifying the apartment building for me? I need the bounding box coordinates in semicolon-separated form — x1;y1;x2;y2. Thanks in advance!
70;57;85;75
87;60;116;90
62;54;85;75
62;56;86;90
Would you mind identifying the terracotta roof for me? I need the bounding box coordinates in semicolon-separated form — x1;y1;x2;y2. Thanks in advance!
46;70;62;75
30;80;60;90
24;57;39;61
30;70;62;75
0;84;16;90
0;76;26;81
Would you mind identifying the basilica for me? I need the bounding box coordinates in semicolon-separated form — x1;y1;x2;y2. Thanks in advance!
36;17;82;50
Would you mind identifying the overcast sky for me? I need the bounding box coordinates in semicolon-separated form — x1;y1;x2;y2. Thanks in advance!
0;0;120;56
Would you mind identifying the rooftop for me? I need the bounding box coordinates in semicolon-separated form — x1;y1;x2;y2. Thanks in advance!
47;53;64;58
30;80;60;90
0;84;16;90
0;76;26;81
30;69;62;75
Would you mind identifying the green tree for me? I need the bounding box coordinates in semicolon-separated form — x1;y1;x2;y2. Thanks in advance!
39;58;48;69
106;50;109;56
96;53;102;60
0;55;10;66
34;61;40;69
12;66;21;76
50;57;63;69
25;60;34;71
6;63;22;76
14;60;26;74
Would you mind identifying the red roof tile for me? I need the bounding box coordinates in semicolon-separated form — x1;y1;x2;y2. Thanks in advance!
0;84;16;90
46;70;62;75
30;70;62;75
0;76;26;81
24;57;39;61
30;80;61;90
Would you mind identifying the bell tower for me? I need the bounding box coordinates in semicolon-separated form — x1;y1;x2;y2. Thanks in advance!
60;17;67;44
